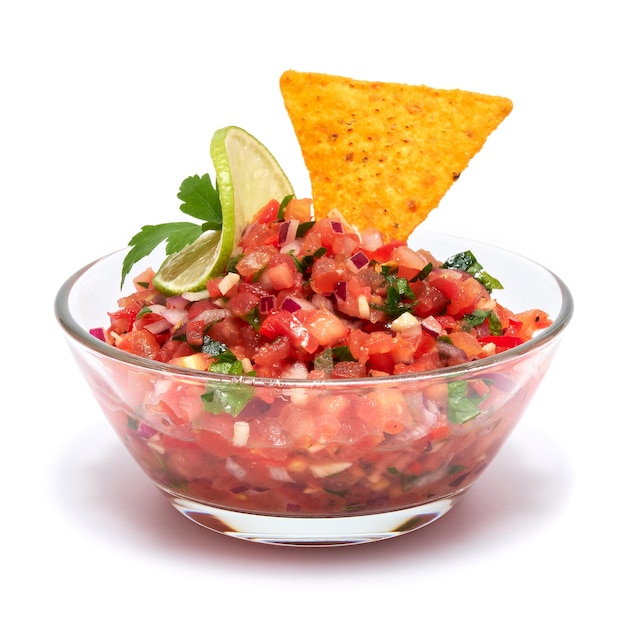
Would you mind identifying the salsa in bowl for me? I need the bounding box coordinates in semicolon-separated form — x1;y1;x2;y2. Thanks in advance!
55;224;572;546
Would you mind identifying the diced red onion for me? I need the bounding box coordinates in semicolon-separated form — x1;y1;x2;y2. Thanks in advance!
278;219;299;245
349;250;370;271
335;280;347;301
281;296;315;313
147;304;166;315
138;422;158;439
161;308;188;326
281;296;302;313
191;308;231;324
421;315;443;337
330;220;344;233
259;295;276;314
437;341;468;363
89;327;106;341
144;319;171;335
168;295;191;308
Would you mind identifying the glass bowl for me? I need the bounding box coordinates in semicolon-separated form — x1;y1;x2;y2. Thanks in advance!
55;232;573;546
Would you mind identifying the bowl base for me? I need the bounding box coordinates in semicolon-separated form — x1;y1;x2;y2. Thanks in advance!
165;492;461;546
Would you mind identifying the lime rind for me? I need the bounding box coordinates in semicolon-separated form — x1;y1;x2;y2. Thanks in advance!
152;230;225;295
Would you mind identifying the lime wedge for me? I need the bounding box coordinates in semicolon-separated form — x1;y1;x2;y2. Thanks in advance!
153;126;294;295
210;126;294;246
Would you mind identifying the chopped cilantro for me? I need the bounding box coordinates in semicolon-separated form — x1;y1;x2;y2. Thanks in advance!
226;253;244;274
371;266;416;318
447;380;485;424
136;306;152;319
296;221;315;238
201;337;229;356
462;309;503;335
291;246;327;275
201;350;256;416
442;250;504;293
244;307;261;332
415;262;433;281
332;345;356;362
277;194;295;220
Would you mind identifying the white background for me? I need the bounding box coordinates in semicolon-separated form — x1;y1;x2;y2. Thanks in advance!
2;1;623;624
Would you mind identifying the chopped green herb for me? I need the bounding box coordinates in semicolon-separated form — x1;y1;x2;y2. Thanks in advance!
136;306;152;319
386;466;421;492
277;194;295;220
208;349;242;373
201;337;229;357
447;380;484;424
226;253;244;274
245;307;261;332
296;221;316;238
442;250;504;293
201;350;256;416
372;266;416;318
314;348;334;373
332;345;356;362
415;262;433;281
127;415;139;431
462;309;503;335
291;246;327;275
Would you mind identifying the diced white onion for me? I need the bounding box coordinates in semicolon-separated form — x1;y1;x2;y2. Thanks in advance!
232;421;250;447
310;462;353;478
218;272;240;295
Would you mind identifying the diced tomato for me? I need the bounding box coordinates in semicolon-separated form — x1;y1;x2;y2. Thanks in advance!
370;240;405;263
259;309;319;354
108;306;140;334
331;361;367;379
157;338;196;362
253;335;292;365
303;309;349;347
410;281;449;317
477;335;524;349
254;198;280;223
185;318;206;346
448;331;483;358
262;261;296;291
283;197;312;221
114;329;160;359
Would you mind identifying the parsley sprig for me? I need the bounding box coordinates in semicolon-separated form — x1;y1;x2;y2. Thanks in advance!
120;174;221;287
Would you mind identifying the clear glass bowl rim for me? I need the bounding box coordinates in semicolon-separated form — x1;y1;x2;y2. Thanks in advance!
54;232;574;390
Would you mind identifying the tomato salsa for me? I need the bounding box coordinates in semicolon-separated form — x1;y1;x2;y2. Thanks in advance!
91;199;553;516
103;199;550;378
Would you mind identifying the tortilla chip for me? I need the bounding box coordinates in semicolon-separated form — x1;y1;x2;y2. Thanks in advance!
280;70;513;241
